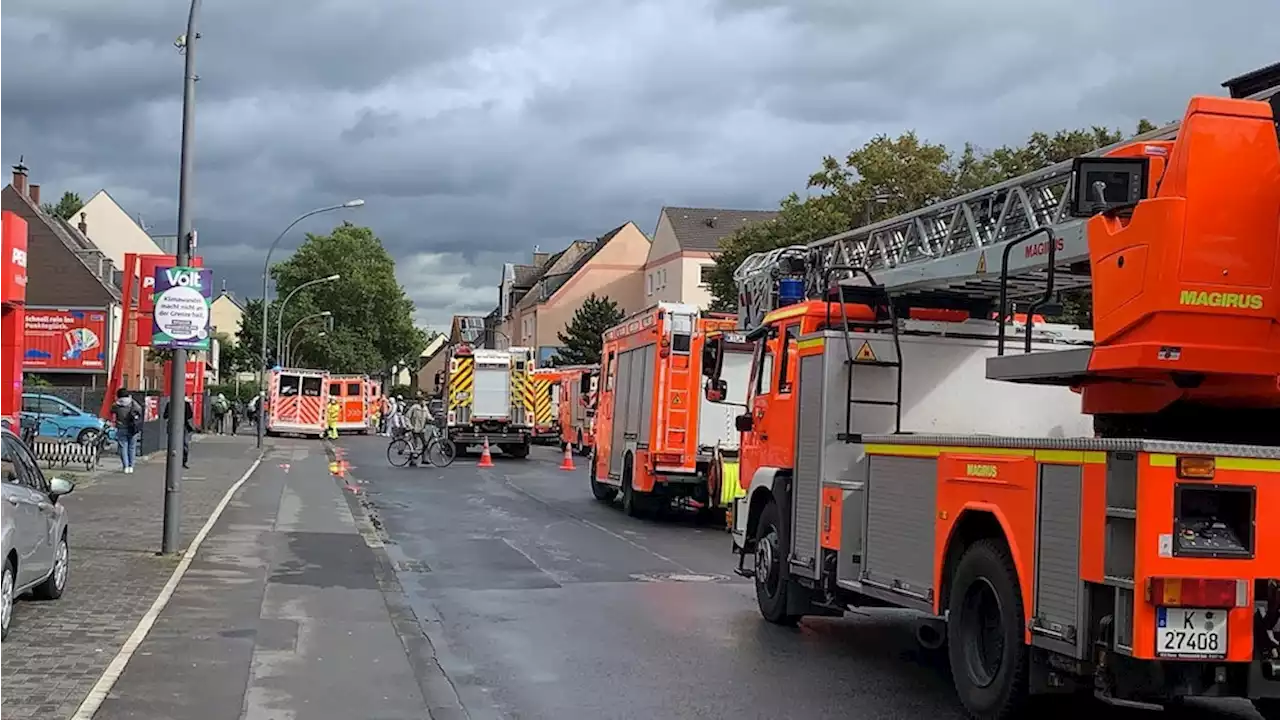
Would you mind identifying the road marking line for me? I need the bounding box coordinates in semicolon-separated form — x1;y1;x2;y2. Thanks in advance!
501;477;694;574
70;452;265;720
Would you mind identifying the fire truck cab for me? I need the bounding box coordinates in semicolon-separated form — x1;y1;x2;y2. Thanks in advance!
704;93;1280;719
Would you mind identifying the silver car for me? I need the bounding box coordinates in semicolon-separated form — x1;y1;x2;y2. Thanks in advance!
2;427;75;640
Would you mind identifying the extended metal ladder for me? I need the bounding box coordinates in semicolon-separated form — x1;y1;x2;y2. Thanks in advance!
734;72;1280;331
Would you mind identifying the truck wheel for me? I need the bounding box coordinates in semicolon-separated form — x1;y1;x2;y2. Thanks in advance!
755;500;800;626
946;539;1029;720
589;453;616;502
504;443;530;459
621;458;645;518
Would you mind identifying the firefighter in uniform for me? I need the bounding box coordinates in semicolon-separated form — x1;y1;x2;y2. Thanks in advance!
325;397;341;439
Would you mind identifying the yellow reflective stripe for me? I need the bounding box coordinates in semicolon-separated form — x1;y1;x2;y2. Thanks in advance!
449;356;474;409
796;338;825;351
863;444;1105;464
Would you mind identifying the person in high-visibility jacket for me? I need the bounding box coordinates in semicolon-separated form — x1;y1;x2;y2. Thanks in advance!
325;397;341;439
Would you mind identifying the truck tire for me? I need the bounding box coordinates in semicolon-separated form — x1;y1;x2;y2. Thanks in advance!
754;500;801;626
503;443;530;459
589;452;616;503
621;457;645;518
945;539;1029;720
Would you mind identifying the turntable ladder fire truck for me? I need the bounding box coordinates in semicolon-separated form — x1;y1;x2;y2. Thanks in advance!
703;89;1280;718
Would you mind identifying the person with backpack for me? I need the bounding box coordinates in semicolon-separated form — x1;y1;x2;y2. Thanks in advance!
111;388;144;474
211;393;230;434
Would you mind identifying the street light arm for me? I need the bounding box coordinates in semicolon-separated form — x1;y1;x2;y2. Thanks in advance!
274;273;341;362
282;311;333;367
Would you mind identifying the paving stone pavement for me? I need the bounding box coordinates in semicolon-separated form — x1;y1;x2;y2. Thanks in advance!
1;434;264;720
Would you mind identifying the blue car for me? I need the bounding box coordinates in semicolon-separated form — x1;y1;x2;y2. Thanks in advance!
19;393;109;445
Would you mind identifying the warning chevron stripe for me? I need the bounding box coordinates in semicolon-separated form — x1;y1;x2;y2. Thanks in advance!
449;356;474;410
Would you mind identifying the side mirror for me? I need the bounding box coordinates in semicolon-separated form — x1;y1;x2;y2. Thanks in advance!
704;379;727;403
734;413;754;433
63;408;79;417
49;476;76;498
1068;156;1148;218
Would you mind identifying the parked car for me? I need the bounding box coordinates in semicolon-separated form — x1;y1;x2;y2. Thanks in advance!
1;427;75;641
20;392;108;445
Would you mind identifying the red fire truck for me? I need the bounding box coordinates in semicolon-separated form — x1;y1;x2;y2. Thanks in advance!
556;364;598;455
327;374;372;434
702;92;1280;718
589;304;752;518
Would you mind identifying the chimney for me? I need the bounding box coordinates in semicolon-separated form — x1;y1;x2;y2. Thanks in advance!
29;184;40;206
532;251;550;267
11;157;28;195
78;212;88;237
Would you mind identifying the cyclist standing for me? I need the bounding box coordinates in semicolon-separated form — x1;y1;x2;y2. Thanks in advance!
405;396;430;467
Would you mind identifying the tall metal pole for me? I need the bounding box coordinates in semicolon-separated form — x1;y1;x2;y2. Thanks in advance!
256;202;361;450
163;0;201;555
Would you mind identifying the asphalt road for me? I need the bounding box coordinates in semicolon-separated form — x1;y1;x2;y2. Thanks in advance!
338;437;1261;720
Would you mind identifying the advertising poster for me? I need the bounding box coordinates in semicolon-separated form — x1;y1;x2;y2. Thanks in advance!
151;266;213;350
23;308;109;371
162;358;206;423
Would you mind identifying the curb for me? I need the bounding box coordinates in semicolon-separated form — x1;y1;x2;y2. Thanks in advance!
323;441;469;720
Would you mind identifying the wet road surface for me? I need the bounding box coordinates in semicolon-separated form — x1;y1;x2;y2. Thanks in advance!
339;437;1261;720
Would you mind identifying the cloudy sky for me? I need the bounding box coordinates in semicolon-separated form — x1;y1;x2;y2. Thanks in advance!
3;0;1275;330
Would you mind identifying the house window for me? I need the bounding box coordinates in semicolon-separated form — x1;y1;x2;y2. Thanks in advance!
646;273;653;296
699;264;714;286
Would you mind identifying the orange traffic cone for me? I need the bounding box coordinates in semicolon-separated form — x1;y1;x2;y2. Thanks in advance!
477;437;495;468
559;444;576;471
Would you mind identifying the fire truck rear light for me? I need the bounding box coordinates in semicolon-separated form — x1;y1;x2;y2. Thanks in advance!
1147;577;1247;608
653;453;682;465
1176;456;1215;479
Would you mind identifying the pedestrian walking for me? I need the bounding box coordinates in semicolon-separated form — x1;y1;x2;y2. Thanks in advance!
325;396;341;439
211;393;230;434
231;399;244;435
163;397;196;469
110;388;143;474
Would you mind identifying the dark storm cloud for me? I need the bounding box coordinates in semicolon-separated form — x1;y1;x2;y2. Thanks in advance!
3;0;1275;329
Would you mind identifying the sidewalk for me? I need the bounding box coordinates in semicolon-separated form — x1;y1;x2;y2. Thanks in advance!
0;435;262;720
87;439;438;720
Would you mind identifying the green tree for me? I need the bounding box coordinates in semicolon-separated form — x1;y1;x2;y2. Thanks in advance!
41;191;84;220
235;222;427;375
555;294;625;365
711;119;1158;327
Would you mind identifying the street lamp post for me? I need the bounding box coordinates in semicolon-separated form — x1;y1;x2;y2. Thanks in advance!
275;274;340;361
256;201;362;449
288;331;326;367
162;0;202;556
283;311;332;367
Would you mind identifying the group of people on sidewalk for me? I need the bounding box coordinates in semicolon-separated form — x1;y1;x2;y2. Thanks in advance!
108;388;203;473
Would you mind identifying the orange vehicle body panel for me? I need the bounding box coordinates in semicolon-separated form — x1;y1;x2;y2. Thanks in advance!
593;307;737;493
327;375;370;430
1079;96;1280;414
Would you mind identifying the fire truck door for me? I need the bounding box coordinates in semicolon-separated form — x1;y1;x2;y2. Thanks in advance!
739;338;774;487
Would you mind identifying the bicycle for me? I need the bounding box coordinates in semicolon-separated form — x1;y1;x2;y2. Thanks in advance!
386;426;457;468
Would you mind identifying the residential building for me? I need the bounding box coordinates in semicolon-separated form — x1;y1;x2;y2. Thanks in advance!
210;286;246;343
73;190;165;269
643;206;778;309
415;334;451;396
504;222;649;363
2;162;122;389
